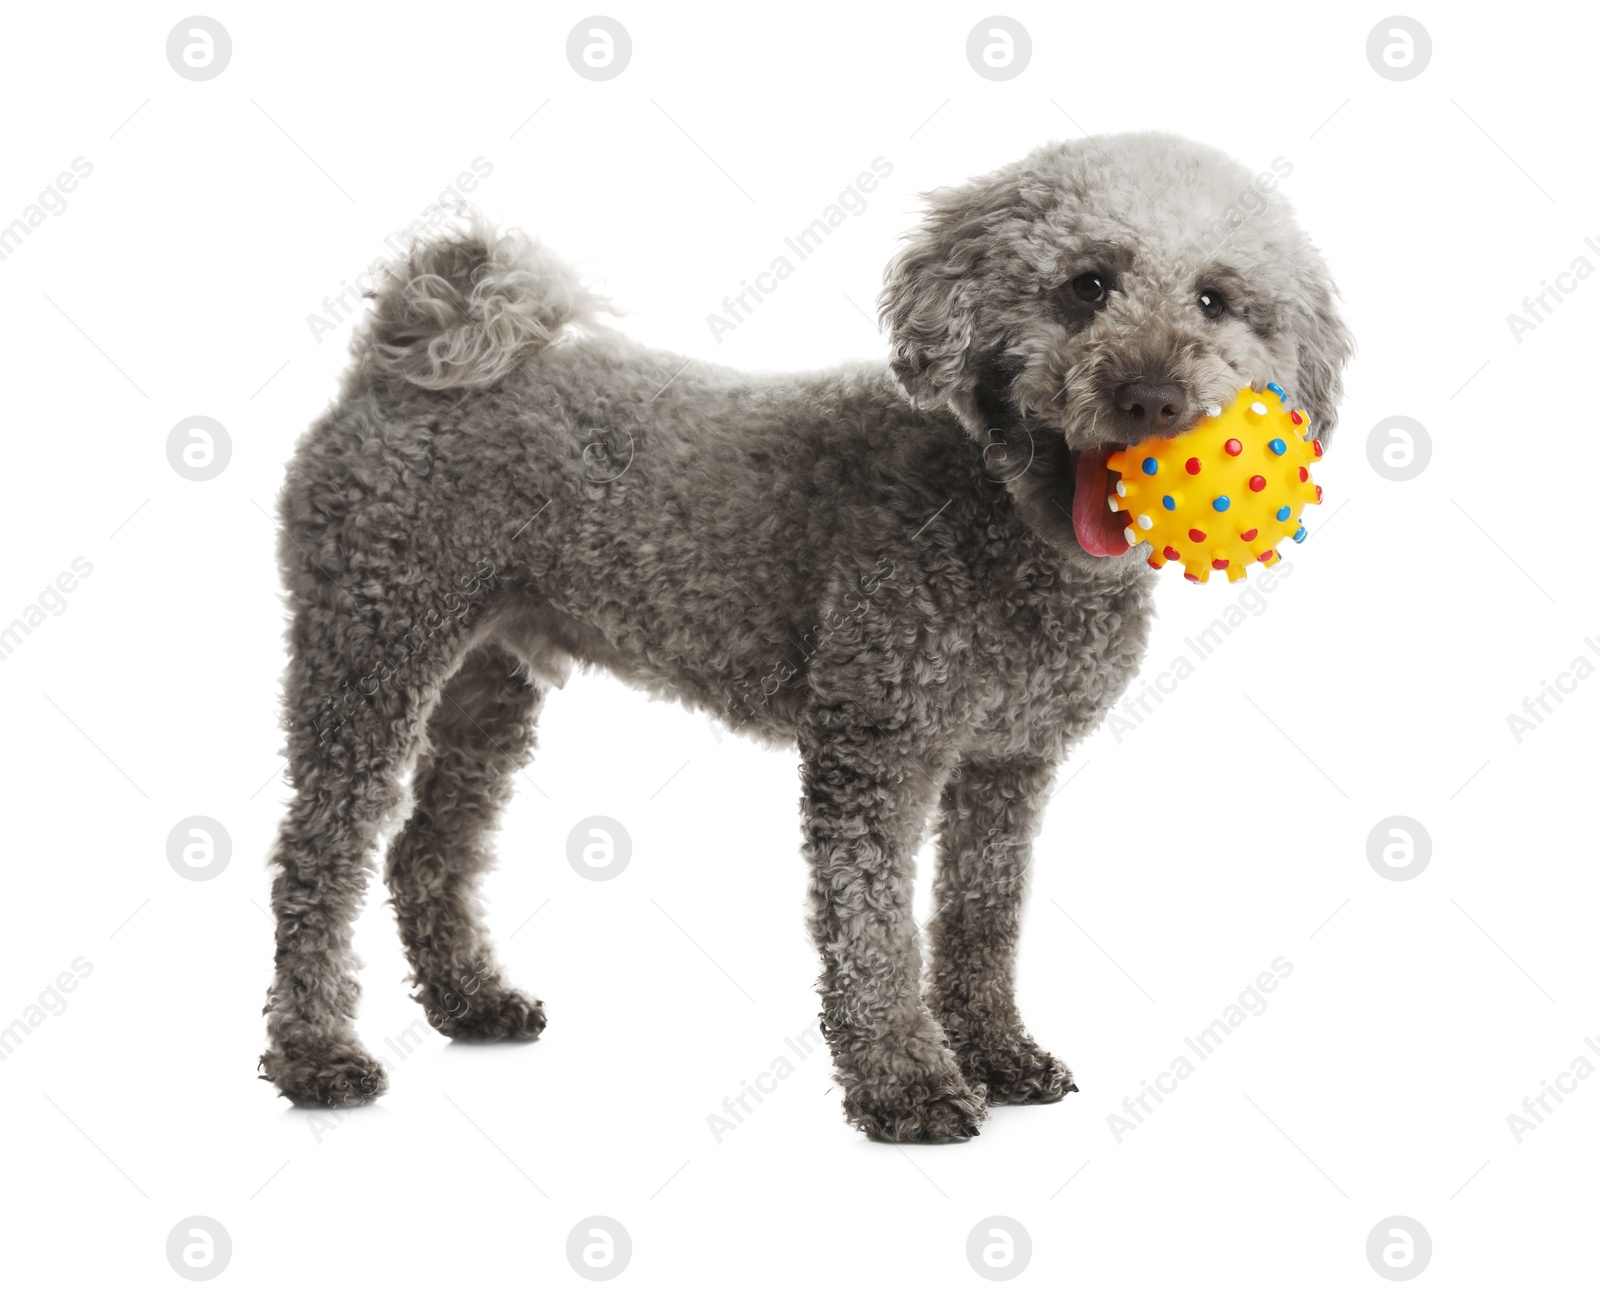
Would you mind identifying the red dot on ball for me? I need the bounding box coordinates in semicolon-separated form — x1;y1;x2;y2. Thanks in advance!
1240;528;1258;542
1290;410;1304;425
1249;475;1266;492
1188;528;1206;543
1185;457;1202;475
1184;573;1200;583
1211;558;1230;570
1163;545;1181;561
1312;439;1324;457
1298;466;1309;482
1258;549;1274;562
1224;439;1242;456
1148;557;1162;570
1315;484;1324;503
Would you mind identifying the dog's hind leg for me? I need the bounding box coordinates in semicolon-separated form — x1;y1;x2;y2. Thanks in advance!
798;701;986;1142
384;642;547;1042
925;755;1075;1104
260;582;482;1108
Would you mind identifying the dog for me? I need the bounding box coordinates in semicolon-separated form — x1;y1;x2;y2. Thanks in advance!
261;131;1353;1141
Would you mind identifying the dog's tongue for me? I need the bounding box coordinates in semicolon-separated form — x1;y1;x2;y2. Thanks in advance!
1072;446;1130;557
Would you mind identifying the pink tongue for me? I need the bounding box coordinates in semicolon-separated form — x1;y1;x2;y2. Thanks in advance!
1072;446;1130;557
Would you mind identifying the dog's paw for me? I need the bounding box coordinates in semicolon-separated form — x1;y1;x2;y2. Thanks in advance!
955;1037;1076;1106
431;987;547;1042
845;1072;989;1143
261;1042;389;1108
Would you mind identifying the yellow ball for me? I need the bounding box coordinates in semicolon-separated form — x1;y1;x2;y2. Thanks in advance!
1105;386;1323;584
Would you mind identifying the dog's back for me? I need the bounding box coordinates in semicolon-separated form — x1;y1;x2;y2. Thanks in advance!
283;222;994;741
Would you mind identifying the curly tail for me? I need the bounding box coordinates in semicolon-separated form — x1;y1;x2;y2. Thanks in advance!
360;215;601;390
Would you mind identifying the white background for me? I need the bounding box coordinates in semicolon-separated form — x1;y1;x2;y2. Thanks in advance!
1;1;1595;1292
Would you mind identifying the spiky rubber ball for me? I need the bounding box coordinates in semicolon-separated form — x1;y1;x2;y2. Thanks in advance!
1105;383;1323;584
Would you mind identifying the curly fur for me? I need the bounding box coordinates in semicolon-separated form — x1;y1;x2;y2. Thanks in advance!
260;131;1352;1140
364;220;604;390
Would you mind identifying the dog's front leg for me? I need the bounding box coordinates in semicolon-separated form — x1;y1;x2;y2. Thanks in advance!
798;704;985;1142
926;755;1076;1104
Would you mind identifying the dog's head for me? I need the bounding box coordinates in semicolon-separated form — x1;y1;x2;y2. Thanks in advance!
880;132;1354;574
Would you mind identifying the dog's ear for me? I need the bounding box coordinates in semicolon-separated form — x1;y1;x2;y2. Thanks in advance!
1285;254;1355;445
879;174;1019;409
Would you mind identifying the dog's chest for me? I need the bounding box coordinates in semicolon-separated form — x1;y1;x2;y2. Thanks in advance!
961;571;1153;759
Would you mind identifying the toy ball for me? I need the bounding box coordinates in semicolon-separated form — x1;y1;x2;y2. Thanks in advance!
1105;384;1323;584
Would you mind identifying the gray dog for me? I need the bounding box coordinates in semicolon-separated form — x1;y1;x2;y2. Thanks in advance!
261;131;1352;1141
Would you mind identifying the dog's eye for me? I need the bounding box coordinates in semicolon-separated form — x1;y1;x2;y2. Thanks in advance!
1070;272;1108;305
1197;288;1226;319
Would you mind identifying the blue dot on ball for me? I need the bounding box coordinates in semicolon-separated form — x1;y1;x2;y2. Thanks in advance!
1142;457;1159;475
1162;494;1176;510
1213;495;1230;512
1293;526;1308;543
1276;505;1291;522
1265;382;1287;402
1268;438;1287;455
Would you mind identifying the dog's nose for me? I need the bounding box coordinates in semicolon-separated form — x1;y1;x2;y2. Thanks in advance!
1114;381;1186;436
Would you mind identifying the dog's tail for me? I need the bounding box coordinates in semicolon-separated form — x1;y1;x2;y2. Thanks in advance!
361;215;601;390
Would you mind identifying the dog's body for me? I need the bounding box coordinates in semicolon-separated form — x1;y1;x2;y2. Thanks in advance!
263;132;1351;1141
